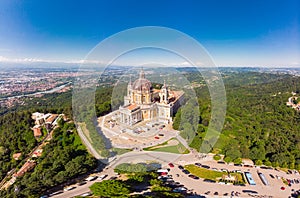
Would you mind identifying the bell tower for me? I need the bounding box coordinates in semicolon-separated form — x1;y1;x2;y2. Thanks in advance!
159;80;169;104
124;75;132;105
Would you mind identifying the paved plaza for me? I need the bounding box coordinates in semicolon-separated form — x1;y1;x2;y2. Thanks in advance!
98;111;183;150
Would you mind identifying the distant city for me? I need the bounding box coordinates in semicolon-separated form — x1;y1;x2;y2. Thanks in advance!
1;64;300;110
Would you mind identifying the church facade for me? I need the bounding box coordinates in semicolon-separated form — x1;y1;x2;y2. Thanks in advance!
119;70;184;126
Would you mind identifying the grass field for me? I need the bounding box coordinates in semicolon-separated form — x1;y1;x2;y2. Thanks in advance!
184;164;245;183
184;164;224;180
144;138;189;154
112;148;132;155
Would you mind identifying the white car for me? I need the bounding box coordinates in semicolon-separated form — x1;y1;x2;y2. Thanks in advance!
85;175;98;181
64;186;76;191
98;174;108;180
80;192;92;197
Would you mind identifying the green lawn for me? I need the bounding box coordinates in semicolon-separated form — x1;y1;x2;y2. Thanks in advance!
148;145;189;154
144;139;189;154
111;148;132;155
184;165;224;181
184;164;245;183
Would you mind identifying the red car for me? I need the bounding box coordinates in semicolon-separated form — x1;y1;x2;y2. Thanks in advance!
168;163;174;168
155;136;159;139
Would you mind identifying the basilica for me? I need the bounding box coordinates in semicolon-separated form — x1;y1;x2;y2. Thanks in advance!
119;70;184;126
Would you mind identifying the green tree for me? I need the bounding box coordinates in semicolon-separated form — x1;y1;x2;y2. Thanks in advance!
255;159;263;166
213;155;221;161
90;180;130;197
224;156;232;163
233;158;242;164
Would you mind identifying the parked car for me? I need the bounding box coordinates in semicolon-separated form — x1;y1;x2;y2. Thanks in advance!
242;190;258;194
269;174;275;179
182;169;190;174
260;166;268;169
188;174;199;180
77;181;87;186
195;162;201;166
234;163;242;166
85;175;98;181
80;192;92;197
173;187;187;193
201;165;210;169
178;165;184;170
49;191;63;196
203;179;216;183
168;163;174;168
64;186;76;192
98;174;108;180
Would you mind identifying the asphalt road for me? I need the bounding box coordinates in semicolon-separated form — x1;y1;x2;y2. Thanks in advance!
51;151;300;198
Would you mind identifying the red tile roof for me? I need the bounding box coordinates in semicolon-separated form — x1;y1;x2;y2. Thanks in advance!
12;153;22;160
46;114;58;124
14;160;36;177
33;127;42;137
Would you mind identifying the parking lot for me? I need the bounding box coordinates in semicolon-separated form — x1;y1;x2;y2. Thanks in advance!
50;151;300;198
167;160;300;197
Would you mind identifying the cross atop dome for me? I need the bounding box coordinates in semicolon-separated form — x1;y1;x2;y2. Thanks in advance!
139;68;145;79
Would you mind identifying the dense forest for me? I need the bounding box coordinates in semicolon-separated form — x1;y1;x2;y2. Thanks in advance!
0;114;97;197
0;112;36;181
174;72;300;168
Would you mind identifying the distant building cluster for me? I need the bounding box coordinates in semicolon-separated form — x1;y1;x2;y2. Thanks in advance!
0;70;74;109
286;92;300;111
0;70;74;96
31;112;61;137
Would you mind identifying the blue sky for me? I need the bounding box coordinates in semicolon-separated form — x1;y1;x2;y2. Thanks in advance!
0;0;299;67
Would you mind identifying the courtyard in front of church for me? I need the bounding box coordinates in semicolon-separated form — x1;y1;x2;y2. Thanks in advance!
97;111;190;154
96;69;189;154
